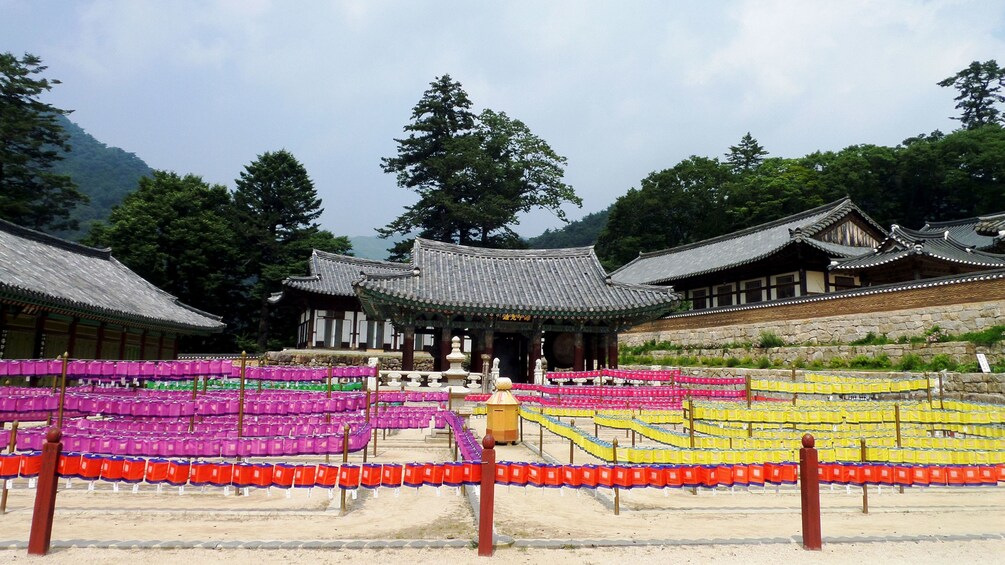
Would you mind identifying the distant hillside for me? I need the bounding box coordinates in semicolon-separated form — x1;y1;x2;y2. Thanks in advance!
349;234;401;260
526;208;610;249
52;115;153;240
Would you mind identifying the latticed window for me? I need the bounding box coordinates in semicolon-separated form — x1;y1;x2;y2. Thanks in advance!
691;288;708;310
833;275;856;291
775;275;796;299
744;280;763;303
715;285;733;307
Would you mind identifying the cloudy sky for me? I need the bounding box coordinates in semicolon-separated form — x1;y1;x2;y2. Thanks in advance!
3;1;1004;240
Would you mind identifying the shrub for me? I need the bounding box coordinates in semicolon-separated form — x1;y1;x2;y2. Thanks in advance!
850;332;891;346
896;353;923;371
757;357;771;369
928;354;958;371
957;325;1005;347
809;359;825;369
726;357;741;367
758;331;785;348
740;356;755;366
791;356;806;369
849;355;873;368
828;357;848;369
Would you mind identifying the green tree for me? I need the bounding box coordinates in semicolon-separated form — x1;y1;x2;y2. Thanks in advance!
380;74;580;259
725;157;831;228
379;74;478;259
938;60;1005;129
0;52;86;232
596;156;731;269
85;171;244;351
233;150;351;351
725;132;768;173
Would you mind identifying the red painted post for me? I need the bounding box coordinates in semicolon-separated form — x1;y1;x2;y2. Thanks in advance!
28;427;62;556
799;434;822;550
478;434;496;557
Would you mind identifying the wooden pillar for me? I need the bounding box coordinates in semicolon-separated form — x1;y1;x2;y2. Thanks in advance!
573;332;584;372
171;334;180;360
439;329;451;371
94;322;106;360
66;317;79;358
799;268;808;298
585;333;595;371
139;329;148;360
307;308;317;349
333;315;344;348
31;313;47;359
607;333;619;369
471;332;483;374
527;330;542;382
483;329;495;366
597;332;608;368
401;328;415;371
118;327;127;360
156;332;165;360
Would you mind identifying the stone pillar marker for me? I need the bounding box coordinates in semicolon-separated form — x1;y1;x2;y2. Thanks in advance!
444;336;469;389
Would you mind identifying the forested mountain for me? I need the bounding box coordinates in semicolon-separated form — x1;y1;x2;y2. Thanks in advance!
525;208;610;249
52;115;152;240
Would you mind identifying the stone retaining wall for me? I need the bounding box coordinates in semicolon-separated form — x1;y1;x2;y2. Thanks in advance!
637;342;1000;366
626;277;1005;348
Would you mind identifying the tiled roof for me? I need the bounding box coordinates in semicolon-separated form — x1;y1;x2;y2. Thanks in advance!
975;212;1005;237
353;238;678;318
0;219;224;332
919;216;998;250
610;198;881;285
655;268;1005;321
832;225;1005;270
284;250;410;297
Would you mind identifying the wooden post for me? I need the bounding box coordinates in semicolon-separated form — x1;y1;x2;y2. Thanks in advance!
687;398;695;449
340;423;350;514
237;352;247;438
926;373;933;406
895;404;903;494
938;371;945;410
746;375;752;408
56;353;68;429
860;438;869;514
799;434;822;550
570;419;575;464
612;438;620;516
0;421;18;514
478;434;496;557
519;415;524;443
189;365;199;433
27;428;62;556
539;419;544;454
631;428;636;448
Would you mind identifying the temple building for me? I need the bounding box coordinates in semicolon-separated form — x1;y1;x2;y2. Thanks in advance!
280;239;679;382
610;198;888;309
831;214;1005;284
0;219;225;360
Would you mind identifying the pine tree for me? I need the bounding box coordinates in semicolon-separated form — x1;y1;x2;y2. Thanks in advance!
0;52;86;231
725;132;768;173
233;150;350;350
380;74;580;259
938;60;1005;129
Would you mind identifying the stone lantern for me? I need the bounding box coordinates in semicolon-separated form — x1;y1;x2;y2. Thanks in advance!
485;376;520;444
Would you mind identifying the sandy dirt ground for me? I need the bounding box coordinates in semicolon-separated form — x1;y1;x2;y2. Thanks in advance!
0;418;1002;564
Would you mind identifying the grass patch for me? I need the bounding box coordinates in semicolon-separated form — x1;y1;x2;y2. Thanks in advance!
758;331;785;348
